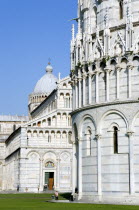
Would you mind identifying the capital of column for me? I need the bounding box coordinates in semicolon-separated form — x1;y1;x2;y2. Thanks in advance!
39;158;44;162
116;64;122;71
88;70;93;77
56;158;61;162
82;72;87;79
95;134;102;140
127;62;134;70
74;78;78;85
94;69;101;75
127;131;134;137
104;66;111;73
77;76;82;81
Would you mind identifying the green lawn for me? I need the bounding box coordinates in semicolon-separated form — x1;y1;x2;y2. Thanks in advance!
0;194;138;210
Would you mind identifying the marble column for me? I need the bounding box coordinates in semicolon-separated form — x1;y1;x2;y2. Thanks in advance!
127;131;135;195
95;134;102;196
70;159;73;189
72;83;76;110
116;66;121;100
83;75;86;106
72;142;77;193
75;80;78;109
127;63;133;98
39;158;44;191
78;69;82;108
56;158;60;190
105;67;111;102
96;72;99;103
88;70;92;105
78;78;82;108
78;138;82;199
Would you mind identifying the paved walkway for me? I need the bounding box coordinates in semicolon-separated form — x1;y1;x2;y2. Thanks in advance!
0;190;55;194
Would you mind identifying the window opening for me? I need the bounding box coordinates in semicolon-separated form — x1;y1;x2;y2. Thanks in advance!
113;126;118;154
86;128;91;156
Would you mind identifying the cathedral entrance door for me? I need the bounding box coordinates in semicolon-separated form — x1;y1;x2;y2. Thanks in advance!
45;172;54;190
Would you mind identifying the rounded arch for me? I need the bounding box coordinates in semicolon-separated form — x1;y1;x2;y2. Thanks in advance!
33;130;38;137
78;114;96;138
66;93;70;97
98;110;128;134
110;58;117;65
110;59;117;70
120;56;128;63
63;83;67;88
133;55;139;67
120;57;128;68
51;130;55;134
43;151;57;161
108;122;120;132
27;151;40;159
59;150;71;158
131;111;139;131
27;130;32;137
39;130;43;137
133;55;139;60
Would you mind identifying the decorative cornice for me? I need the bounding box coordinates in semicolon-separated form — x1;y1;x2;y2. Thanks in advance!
70;99;139;116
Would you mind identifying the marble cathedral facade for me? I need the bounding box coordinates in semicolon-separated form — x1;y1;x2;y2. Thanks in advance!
70;0;139;204
0;64;73;192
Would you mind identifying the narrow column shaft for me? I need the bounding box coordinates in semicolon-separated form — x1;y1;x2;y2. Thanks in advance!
106;70;110;101
88;74;92;104
127;132;135;195
56;159;60;190
39;159;43;191
78;79;81;108
116;69;120;99
128;68;132;98
96;135;102;196
96;72;99;103
72;143;76;193
83;78;86;106
78;139;82;199
75;83;78;109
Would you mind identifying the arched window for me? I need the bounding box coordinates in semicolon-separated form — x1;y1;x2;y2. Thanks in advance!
119;0;123;20
47;118;51;126
37;121;41;127
86;128;92;156
68;131;72;142
113;126;118;154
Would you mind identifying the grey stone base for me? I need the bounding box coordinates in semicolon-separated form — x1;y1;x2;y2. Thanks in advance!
79;195;139;205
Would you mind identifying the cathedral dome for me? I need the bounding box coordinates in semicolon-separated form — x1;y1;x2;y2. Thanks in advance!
33;64;57;94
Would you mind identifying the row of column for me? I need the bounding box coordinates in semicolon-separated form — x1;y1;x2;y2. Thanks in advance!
73;64;133;110
72;131;135;197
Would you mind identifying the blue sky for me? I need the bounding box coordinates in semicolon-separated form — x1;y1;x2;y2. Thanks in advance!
0;0;77;116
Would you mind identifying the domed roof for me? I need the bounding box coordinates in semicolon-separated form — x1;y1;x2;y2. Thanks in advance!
33;64;58;94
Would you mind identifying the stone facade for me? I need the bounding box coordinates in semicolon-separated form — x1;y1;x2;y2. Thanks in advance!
0;116;28;190
0;65;72;193
70;0;139;204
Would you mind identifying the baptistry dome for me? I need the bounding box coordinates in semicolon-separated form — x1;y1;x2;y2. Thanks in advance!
33;63;57;94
